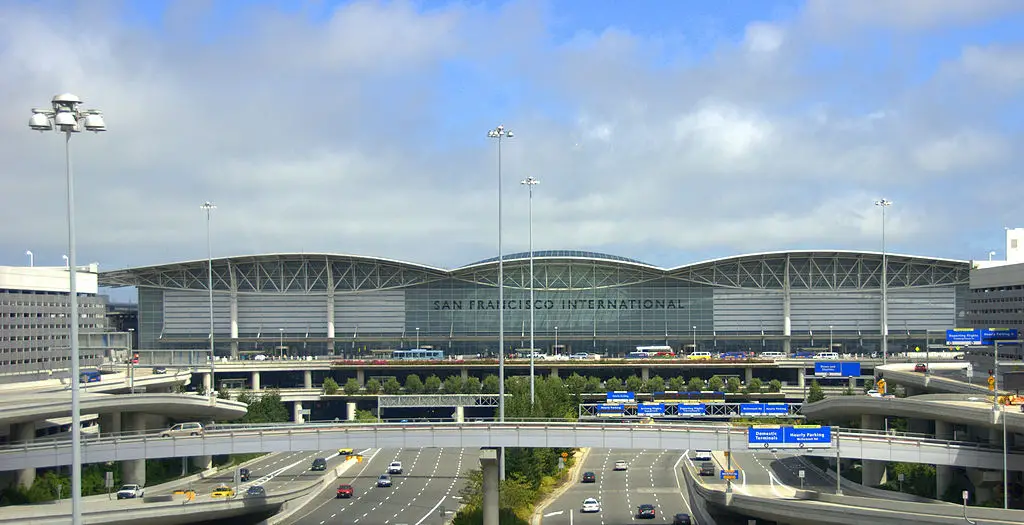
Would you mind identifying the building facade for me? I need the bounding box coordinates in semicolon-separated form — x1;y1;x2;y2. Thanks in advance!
101;250;970;357
965;261;1024;335
0;265;109;383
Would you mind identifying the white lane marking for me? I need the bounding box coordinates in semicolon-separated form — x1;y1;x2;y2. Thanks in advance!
672;451;698;525
284;448;381;524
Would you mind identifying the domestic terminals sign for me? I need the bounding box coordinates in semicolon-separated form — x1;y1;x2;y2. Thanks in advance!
747;425;832;449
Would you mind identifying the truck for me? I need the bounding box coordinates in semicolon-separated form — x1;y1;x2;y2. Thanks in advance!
116;484;144;499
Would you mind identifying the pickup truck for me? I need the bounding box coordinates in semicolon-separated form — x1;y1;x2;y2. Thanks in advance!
116;484;144;499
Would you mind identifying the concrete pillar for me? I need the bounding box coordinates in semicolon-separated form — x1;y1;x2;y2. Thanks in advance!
480;448;500;525
783;254;792;354
121;413;146;486
936;465;953;499
229;291;239;359
860;414;887;486
641;367;650;382
455;406;465;423
907;418;929;435
935;420;952;440
252;371;261;391
304;370;313;389
12;423;35;488
293;401;305;423
356;369;365;386
848;376;857;390
202;372;212;393
346;402;357;421
192;455;213;471
461;368;469;381
797;370;805;388
744;367;753;384
550;367;559;378
99;412;122;436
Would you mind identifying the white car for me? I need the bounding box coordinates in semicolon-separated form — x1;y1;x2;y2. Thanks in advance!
613;460;628;471
865;390;882;398
581;497;601;513
387;461;403;474
116;484;144;499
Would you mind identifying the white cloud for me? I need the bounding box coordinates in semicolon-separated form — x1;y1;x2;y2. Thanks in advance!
956;45;1024;91
911;131;1010;173
801;0;1024;31
743;22;785;54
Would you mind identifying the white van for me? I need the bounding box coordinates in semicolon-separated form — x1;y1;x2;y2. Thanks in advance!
692;450;712;461
759;352;786;360
813;352;840;360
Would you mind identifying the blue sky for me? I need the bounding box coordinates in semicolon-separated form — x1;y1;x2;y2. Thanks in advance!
1;0;1024;300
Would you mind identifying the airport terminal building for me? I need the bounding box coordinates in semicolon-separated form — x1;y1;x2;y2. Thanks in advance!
99;250;971;357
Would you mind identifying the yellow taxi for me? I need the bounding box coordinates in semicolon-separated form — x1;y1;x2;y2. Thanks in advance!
338;447;354;456
211;485;235;498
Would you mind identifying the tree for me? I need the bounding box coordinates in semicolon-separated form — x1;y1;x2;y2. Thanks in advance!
322;377;339;395
644;375;665;393
464;376;482;394
862;378;875;392
726;377;741;393
708;376;725;391
668;376;687;391
355;409;379;422
383;377;402;395
584;376;603;393
625;375;643;392
481;374;500;394
565;373;587;395
807;380;826;402
444;375;465;394
605;377;623;391
364;378;381;395
768;379;782;393
424;375;442;393
343;378;360;395
239;389;289;423
217;387;232;400
687;377;705;392
746;377;763;394
404;374;424;394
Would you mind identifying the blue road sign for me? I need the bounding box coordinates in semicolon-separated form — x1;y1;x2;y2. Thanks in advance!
720;469;739;480
947;329;982;346
606;391;635;403
596;404;624;415
638;403;665;416
764;404;789;416
677;403;706;416
982;328;1019;343
814;362;862;377
748;425;832;449
740;403;765;416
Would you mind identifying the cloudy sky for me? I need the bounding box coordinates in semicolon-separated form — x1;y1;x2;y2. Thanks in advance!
2;0;1023;284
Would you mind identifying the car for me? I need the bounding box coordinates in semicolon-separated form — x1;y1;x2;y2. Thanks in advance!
914;363;927;372
377;474;392;487
866;389;882;398
151;367;167;374
245;485;266;498
613;460;628;471
160;422;204;437
116;484;144;499
580;497;601;513
338;448;354;456
336;484;354;498
636;504;656;519
581;471;596;483
238;468;250;482
311;458;327;471
387;461;403;474
672;513;692;525
211;485;234;498
699;462;715;476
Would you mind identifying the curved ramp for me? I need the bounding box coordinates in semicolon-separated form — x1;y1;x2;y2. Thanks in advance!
801;396;1024;432
0;393;248;426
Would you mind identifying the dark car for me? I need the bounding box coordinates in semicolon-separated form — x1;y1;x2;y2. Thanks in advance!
914;363;927;372
152;367;167;374
637;504;656;519
672;513;692;525
699;462;715;476
581;471;596;483
336;484;354;498
311;458;327;471
245;485;266;498
238;468;250;482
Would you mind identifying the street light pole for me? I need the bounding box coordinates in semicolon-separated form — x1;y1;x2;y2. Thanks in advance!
416;327;420;349
29;93;107;525
128;328;135;394
488;124;513;481
692;325;697;351
279;328;284;357
875;198;892;364
555;326;559;351
829;325;833;352
521;176;539;405
25;250;33;267
201;201;216;398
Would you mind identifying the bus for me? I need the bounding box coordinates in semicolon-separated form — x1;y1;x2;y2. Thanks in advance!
80;370;102;383
392;349;444;361
634;345;675;357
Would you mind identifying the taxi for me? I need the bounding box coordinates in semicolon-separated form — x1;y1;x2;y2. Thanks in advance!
211;485;235;498
338;447;354;456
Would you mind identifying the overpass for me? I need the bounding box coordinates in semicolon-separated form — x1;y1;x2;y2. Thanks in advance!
2;421;1022;471
802;395;1024;433
0;393;247;426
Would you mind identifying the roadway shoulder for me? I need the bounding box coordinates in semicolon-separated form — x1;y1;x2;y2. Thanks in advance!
530;447;591;525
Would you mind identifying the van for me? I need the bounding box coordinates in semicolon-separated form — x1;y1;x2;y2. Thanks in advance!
692;450;712;462
687;352;712;360
160;422;204;437
759;352;786;360
813;352;840;360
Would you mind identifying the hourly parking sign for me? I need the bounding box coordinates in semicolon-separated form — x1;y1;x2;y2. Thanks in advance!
747;425;832;449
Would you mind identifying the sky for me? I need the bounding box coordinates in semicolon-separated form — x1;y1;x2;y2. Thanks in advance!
2;0;1023;298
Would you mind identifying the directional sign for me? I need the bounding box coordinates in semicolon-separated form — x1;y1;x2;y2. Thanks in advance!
747;425;832;449
676;403;706;417
606;391;635;403
814;362;861;377
946;329;982;346
638;403;666;416
596;404;625;416
720;469;739;480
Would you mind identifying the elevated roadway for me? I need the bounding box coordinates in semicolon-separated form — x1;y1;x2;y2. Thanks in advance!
3;421;1023;472
877;363;998;396
802;395;1024;432
0;368;191;396
0;393;247;427
180;448;350;501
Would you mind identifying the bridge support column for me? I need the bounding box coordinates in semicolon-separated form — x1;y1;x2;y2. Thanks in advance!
936;465;953;499
796;370;805;389
99;412;122;436
744;367;753;384
346;402;357;421
304;370;313;389
461;368;469;381
202;372;212;393
480;448;500;525
860;414;887;487
550;367;559;378
907;418;928;435
356;369;365;386
12;423;35;488
455;406;465;423
121;413;147;486
252;371;261;391
293;401;305;423
641;367;650;382
935;419;952;440
192;455;212;471
848;376;857;390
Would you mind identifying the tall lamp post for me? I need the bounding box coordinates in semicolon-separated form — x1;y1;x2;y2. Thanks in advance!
875;198;892;364
829;325;834;351
25;250;33;267
521;176;540;405
416;327;420;349
201;201;216;397
488;124;512;481
29;93;107;525
692;325;697;352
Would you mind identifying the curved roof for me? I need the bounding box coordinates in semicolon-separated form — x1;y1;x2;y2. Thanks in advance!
466;250;650;267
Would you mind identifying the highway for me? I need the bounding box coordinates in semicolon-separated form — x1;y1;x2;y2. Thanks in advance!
285;447;471;525
542;448;696;524
169;448;348;501
701;451;834;497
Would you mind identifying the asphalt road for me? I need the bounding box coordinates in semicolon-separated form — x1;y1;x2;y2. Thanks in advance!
542;448;696;525
718;451;834;496
168;449;347;500
286;447;471;525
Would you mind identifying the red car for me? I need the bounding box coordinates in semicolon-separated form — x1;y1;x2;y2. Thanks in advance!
914;363;927;373
336;484;354;498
